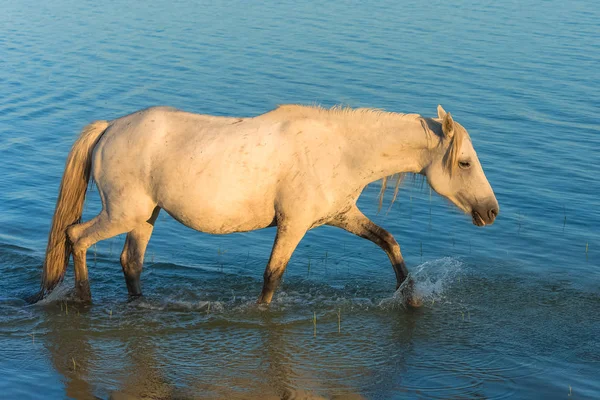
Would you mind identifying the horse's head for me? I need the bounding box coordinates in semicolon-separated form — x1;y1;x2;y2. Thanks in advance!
423;105;499;226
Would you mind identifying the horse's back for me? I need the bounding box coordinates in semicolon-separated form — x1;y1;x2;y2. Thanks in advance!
92;107;289;233
91;106;355;234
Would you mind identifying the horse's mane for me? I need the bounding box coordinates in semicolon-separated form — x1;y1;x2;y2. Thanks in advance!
273;104;422;122
271;104;467;212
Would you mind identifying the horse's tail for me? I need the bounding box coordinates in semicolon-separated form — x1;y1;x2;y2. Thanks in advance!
38;120;110;299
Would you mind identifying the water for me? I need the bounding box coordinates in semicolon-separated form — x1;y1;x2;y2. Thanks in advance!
1;0;599;398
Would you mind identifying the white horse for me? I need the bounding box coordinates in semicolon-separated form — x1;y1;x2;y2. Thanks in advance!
37;104;498;305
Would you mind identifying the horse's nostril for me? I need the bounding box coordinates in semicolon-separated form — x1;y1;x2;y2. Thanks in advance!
489;208;498;220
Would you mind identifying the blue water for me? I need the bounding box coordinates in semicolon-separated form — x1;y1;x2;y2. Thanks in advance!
1;1;599;399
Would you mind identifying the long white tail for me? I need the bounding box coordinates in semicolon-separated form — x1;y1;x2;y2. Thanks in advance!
38;120;109;299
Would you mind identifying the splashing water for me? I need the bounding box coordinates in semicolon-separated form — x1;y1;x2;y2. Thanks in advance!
32;283;73;305
379;257;464;309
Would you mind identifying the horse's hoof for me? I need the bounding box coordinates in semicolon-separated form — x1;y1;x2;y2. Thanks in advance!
75;280;92;302
127;294;143;303
125;276;142;297
127;289;143;298
406;296;423;308
256;297;270;306
257;291;274;305
398;277;422;308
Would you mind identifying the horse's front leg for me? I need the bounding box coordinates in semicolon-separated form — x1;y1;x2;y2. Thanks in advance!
257;223;307;304
328;205;419;307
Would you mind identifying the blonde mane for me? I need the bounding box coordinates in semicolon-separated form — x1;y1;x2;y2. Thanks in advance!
271;104;466;212
273;104;422;123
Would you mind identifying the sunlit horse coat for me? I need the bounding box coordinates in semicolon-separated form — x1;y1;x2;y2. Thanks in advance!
38;105;498;305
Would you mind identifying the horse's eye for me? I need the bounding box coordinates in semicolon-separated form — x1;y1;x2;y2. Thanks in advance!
459;161;471;169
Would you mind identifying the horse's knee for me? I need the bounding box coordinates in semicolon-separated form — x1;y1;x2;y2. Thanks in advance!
379;231;401;255
388;240;402;257
379;229;396;245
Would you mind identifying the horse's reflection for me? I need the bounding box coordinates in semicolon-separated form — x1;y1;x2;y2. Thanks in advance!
42;302;97;400
43;301;418;399
43;302;177;400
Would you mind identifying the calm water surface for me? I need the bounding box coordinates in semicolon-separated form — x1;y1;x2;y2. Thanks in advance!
1;1;599;399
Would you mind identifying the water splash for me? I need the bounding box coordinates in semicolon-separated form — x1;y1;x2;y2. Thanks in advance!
119;258;466;315
379;257;464;309
32;283;73;305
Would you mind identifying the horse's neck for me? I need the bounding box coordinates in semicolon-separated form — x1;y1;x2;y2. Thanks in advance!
343;114;433;186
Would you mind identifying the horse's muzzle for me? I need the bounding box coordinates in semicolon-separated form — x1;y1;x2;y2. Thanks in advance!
472;204;499;226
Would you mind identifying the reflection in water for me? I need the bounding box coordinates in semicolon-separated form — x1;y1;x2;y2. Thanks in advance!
113;329;175;399
43;304;97;400
39;296;422;399
1;256;597;398
43;302;183;399
260;312;298;398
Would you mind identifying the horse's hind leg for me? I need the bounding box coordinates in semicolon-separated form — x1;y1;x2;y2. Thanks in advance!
120;207;160;297
67;211;146;301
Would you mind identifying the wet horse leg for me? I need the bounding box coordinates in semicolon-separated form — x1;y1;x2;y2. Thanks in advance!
67;211;144;301
257;223;307;304
65;218;97;301
329;205;418;304
120;207;160;297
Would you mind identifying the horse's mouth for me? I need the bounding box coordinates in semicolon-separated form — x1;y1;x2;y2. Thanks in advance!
472;211;486;227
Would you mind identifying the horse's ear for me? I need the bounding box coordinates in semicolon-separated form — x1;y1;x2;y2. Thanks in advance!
442;111;455;139
437;104;447;119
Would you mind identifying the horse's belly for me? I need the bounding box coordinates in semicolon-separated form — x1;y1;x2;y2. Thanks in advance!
158;186;277;234
136;114;285;233
163;204;276;234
